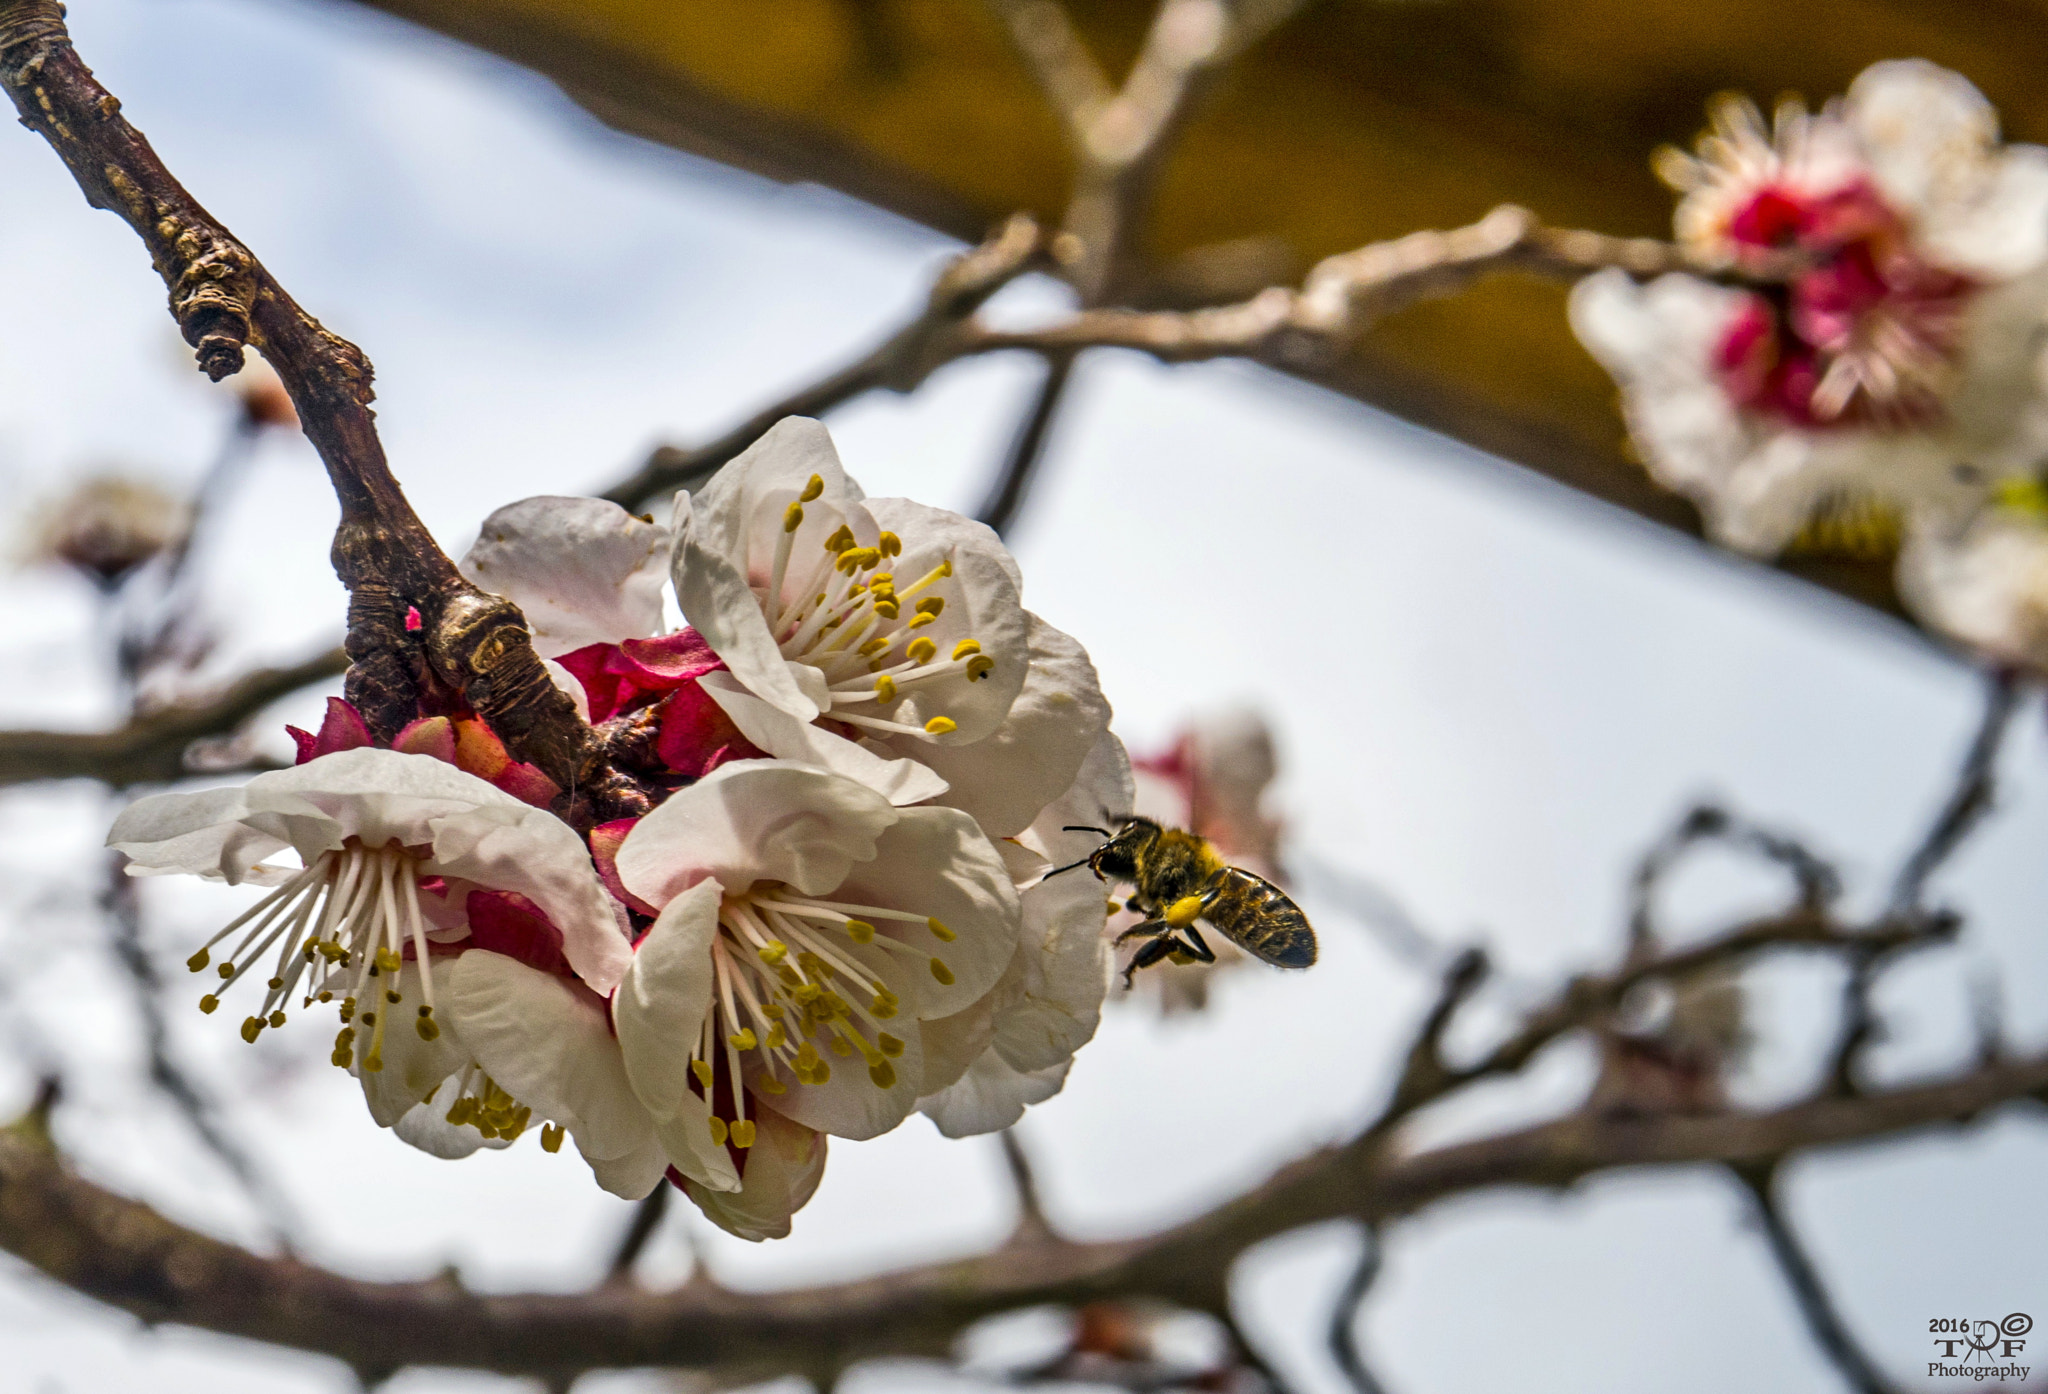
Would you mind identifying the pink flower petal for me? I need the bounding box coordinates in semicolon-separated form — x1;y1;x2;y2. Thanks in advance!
393;715;459;764
288;697;374;765
463;889;573;979
492;761;561;808
655;680;764;780
590;817;658;916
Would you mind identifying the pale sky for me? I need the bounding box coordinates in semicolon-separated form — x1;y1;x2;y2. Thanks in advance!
0;1;2041;1391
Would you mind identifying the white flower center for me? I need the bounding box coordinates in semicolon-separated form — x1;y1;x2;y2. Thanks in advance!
763;480;997;741
693;882;964;1147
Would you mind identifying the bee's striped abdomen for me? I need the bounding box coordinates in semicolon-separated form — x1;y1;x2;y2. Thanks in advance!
1204;868;1316;969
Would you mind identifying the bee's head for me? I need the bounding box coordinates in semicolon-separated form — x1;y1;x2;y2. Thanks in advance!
1087;815;1156;880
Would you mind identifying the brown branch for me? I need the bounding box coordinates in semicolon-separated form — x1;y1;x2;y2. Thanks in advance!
607;1185;670;1283
602;214;1057;512
0;647;347;789
1000;1128;1058;1244
976;351;1077;536
1731;1161;1899;1394
0;1048;2039;1384
0;3;636;821
1326;1224;1389;1394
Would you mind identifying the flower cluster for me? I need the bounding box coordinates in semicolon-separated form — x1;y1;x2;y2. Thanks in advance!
109;419;1127;1240
1571;60;2048;668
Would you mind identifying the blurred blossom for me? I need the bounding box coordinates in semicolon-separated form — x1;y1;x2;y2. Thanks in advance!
230;349;298;433
20;473;192;589
1896;476;2048;670
1572;60;2048;557
1115;705;1285;1015
1590;965;1749;1116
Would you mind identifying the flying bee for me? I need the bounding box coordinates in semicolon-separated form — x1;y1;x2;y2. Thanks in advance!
1049;816;1316;986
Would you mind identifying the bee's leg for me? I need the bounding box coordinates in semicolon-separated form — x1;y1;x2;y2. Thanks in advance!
1114;918;1169;948
1178;925;1217;964
1121;931;1183;987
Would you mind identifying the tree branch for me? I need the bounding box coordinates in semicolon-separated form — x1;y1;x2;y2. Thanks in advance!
1326;1224;1389;1394
976;352;1077;536
0;647;346;789
1731;1161;1899;1394
0;1047;2038;1384
0;2;637;822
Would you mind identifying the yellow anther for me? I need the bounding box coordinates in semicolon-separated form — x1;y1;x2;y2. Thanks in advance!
916;595;944;617
824;524;855;554
783;501;805;533
217;963;234;980
198;994;220;1014
267;976;284;990
878;530;902;556
416;1016;440;1041
317;990;333;1003
966;655;995;682
906;611;936;629
363;1050;383;1073
871;990;899;1019
828;1035;852;1057
800;473;825;503
375;948;402;973
731;1119;757;1148
761;1001;785;1019
1107;899;1123;915
869;1059;897;1089
868;572;894;591
929;958;955;985
758;1076;787;1095
385;988;401;1004
241;1016;264;1043
845;919;876;944
858;637;890;658
906;637;937;664
764;1024;788;1051
186;949;209;973
873;599;899;619
268;1010;287;1029
1164;894;1205;928
446;1098;475;1127
924;716;957;735
878;1032;904;1057
837;546;881;573
360;1011;376;1025
338;997;356;1023
540;1122;565;1153
871;676;896;704
793;982;823;1005
953;639;981;660
691;1059;714;1088
926;917;956;942
757;940;788;965
810;1061;832;1084
330;1049;352;1069
728;1028;759;1050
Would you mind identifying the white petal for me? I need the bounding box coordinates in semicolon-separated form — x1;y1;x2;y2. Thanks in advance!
860;497;1031;743
614;879;720;1122
107;785;281;883
460;496;671;657
875;613;1113;839
744;1022;924;1141
1899;511;2048;666
392;1076;509;1159
578;1133;669;1201
356;966;467;1126
674;419;866;723
614;760;898;906
698;670;949;806
916;967;1007;1097
918;1052;1070;1139
682;1108;826;1242
829;805;1022;1020
654;1099;741;1195
439;950;655;1164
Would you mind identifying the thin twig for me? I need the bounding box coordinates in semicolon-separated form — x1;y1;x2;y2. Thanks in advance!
1731;1162;1898;1394
977;352;1078;536
99;850;295;1242
1000;1128;1058;1243
608;1185;670;1282
1888;670;2023;915
1326;1225;1389;1394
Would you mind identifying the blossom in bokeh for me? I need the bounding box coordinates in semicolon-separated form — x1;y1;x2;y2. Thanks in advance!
1897;476;2048;670
1572;61;2048;555
21;473;192;590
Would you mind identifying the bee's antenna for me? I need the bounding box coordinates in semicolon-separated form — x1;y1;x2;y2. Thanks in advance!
1042;857;1098;880
1063;825;1112;838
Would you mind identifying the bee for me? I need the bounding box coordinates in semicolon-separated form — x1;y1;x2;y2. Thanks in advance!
1050;816;1316;986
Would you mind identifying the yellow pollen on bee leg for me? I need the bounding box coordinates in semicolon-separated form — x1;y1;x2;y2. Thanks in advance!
924;716;956;735
906;637;937;664
926;917;955;942
540;1122;565;1153
731;1119;757;1148
800;473;825;503
1164;895;1205;929
783;501;805;533
929;958;955;985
